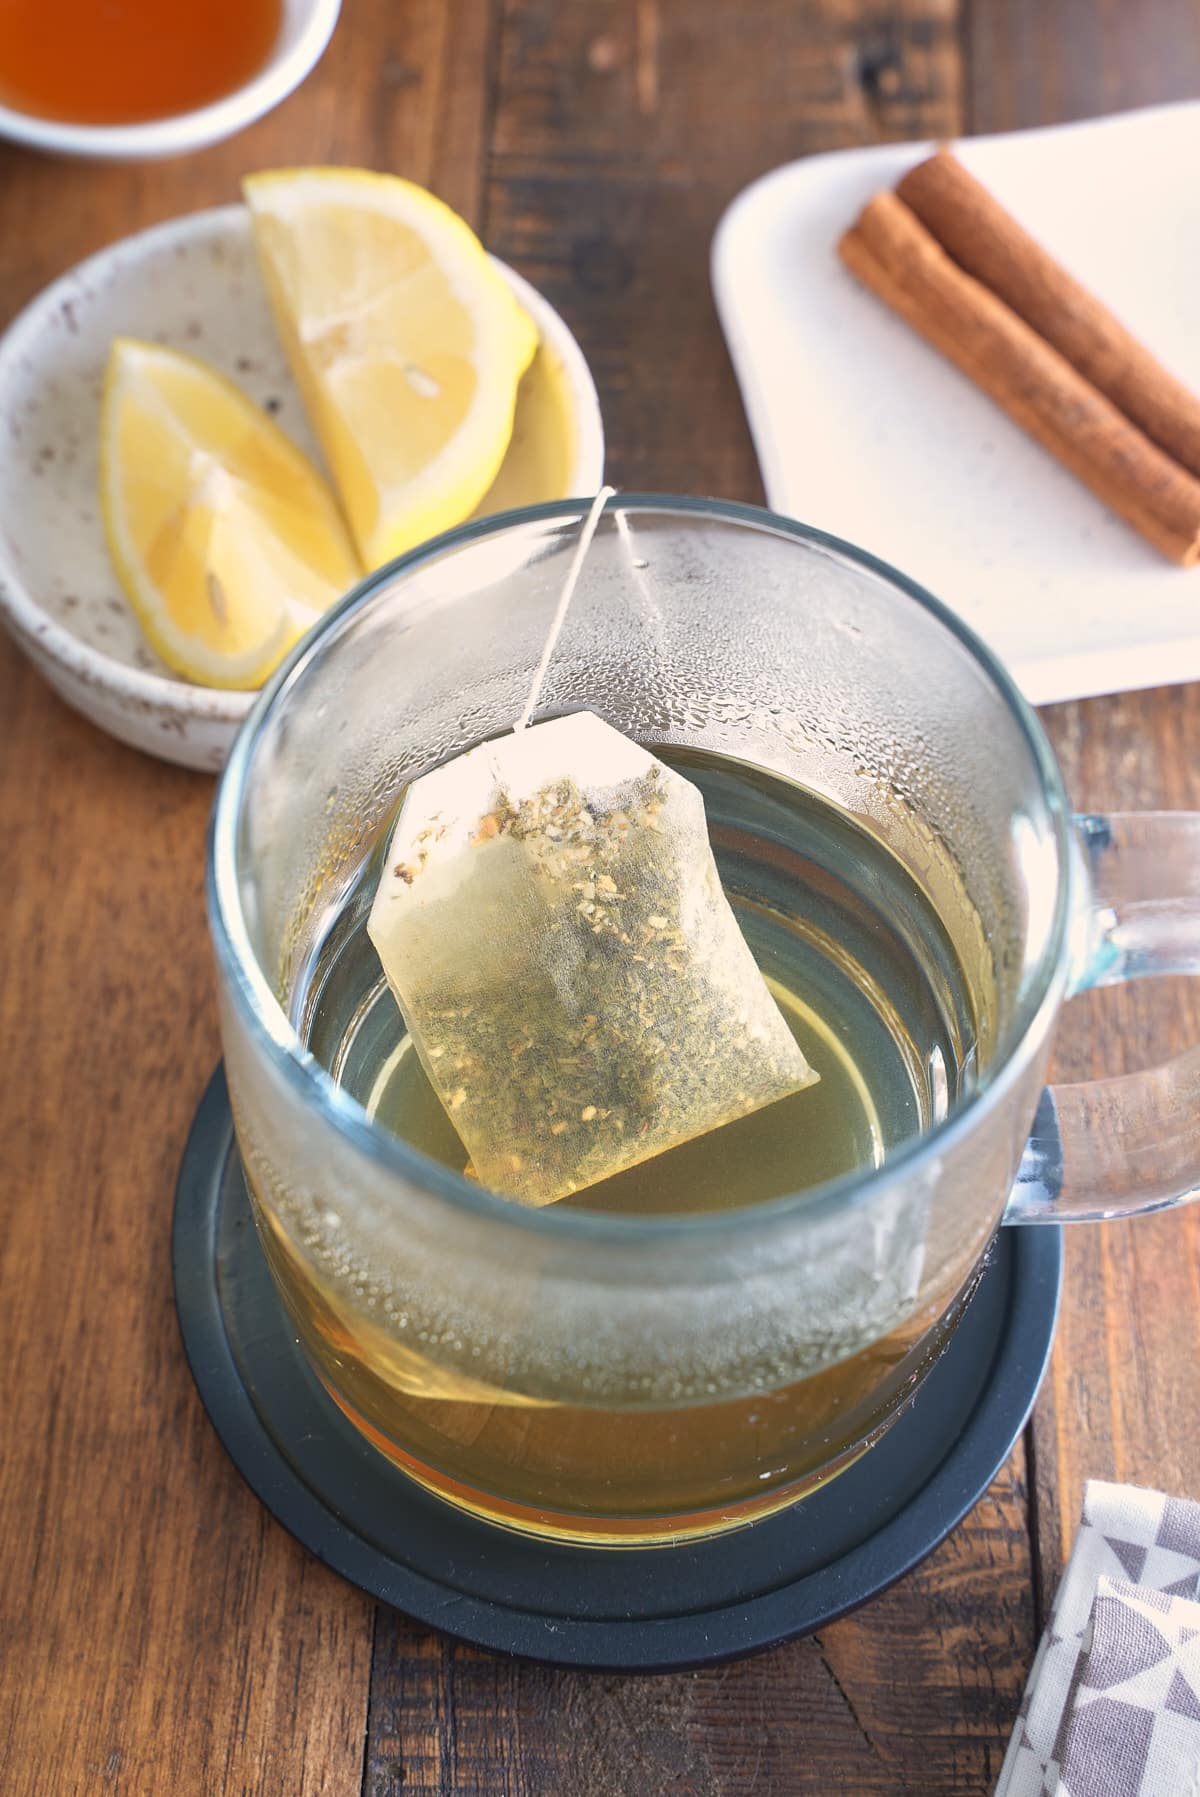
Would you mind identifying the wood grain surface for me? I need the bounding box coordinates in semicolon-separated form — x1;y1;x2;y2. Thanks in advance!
1;1;1197;1793
970;0;1200;1638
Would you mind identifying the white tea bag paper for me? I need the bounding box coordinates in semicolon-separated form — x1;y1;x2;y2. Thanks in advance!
368;710;818;1205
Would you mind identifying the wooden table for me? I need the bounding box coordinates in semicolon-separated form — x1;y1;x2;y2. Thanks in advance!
3;2;1199;1790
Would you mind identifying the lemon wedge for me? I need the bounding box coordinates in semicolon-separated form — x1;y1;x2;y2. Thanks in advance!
243;168;538;569
100;338;361;690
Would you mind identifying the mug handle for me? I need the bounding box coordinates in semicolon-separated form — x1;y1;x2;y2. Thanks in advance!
1006;812;1200;1225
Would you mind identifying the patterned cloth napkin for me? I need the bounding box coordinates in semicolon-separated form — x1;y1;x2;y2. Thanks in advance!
996;1482;1200;1796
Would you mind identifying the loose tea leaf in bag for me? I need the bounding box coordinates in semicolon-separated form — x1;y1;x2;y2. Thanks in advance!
368;709;818;1206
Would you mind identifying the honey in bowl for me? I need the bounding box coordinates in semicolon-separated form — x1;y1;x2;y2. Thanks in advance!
0;0;281;125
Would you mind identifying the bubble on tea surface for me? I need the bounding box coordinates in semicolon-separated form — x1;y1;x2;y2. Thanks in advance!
368;710;818;1207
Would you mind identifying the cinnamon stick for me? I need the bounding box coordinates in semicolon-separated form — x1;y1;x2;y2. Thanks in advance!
897;148;1200;482
838;192;1200;567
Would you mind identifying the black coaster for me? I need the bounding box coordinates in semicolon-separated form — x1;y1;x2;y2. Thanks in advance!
173;1067;1062;1672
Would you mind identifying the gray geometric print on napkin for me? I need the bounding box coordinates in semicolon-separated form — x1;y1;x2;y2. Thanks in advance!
1052;1578;1200;1795
995;1482;1200;1796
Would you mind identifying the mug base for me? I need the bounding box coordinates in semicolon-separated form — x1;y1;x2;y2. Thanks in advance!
319;1374;878;1546
173;1065;1062;1671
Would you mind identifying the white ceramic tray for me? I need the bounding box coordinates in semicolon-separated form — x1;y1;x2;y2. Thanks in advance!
712;103;1200;706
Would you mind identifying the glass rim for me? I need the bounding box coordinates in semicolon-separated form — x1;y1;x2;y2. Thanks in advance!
208;493;1074;1246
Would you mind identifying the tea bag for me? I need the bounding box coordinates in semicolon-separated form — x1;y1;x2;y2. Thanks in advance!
368;494;818;1205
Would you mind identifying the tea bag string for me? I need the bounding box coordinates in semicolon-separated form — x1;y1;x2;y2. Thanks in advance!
514;486;616;733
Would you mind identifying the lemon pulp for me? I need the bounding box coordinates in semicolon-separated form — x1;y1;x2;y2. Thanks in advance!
100;337;361;690
244;168;538;569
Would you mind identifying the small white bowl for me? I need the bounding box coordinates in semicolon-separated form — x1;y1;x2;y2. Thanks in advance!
0;0;341;161
0;205;605;771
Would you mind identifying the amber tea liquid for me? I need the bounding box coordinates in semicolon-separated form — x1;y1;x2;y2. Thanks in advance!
0;0;281;125
259;749;988;1541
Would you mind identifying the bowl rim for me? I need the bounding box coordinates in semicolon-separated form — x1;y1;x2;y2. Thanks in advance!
0;202;606;725
0;0;342;160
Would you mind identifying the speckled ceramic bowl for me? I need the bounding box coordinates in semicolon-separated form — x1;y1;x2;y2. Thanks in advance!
0;206;605;772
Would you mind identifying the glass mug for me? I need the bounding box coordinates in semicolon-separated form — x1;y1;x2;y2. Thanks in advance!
208;497;1200;1546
